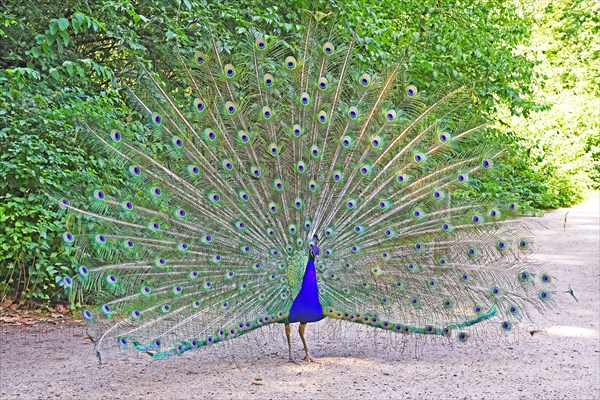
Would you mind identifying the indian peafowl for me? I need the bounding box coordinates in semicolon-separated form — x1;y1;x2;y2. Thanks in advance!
59;14;554;361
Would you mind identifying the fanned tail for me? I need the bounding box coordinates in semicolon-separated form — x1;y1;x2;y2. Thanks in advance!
58;17;554;358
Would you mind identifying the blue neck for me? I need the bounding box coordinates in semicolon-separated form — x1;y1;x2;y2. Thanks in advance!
287;255;324;323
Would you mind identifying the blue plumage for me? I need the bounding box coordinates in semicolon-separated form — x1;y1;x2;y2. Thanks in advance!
288;244;324;324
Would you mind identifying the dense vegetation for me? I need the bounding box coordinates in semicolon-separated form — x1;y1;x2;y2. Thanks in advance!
1;0;597;305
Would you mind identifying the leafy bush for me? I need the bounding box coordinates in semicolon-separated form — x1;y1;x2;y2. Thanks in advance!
0;0;596;305
0;69;126;303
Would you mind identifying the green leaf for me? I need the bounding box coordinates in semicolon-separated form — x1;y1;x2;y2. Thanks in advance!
75;65;85;78
30;47;42;58
56;18;69;31
48;68;60;80
65;63;74;76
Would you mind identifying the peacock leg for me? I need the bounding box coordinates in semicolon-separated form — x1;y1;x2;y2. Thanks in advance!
285;323;299;364
298;322;319;363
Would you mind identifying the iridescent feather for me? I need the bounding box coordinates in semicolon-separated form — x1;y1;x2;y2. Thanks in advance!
58;15;554;360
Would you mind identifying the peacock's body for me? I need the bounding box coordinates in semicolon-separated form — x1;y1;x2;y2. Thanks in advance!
60;15;554;360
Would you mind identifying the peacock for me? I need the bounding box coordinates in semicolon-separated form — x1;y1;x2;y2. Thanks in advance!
59;14;555;362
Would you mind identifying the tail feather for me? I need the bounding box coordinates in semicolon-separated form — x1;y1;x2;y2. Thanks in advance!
58;18;554;358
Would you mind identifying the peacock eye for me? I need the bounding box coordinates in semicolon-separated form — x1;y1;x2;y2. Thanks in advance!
172;136;183;147
193;98;205;112
292;124;302;137
225;101;236;115
255;37;267;50
318;77;328;90
311;145;320;157
439;132;450;142
372;138;380;147
58;199;69;209
251;166;262;178
110;129;121;142
263;73;274;87
342;135;352;148
238;130;249;143
263;106;272;119
194;51;206;64
224;64;235;77
205;128;217;141
300;92;310;105
359;73;371;86
348;106;358;120
318;111;327;123
285;56;297;69
93;189;105;200
386;109;396;121
188;165;200;175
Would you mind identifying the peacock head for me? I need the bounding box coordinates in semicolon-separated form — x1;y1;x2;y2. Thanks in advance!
309;235;320;259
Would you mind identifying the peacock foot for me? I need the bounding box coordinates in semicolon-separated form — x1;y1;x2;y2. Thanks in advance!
303;354;320;364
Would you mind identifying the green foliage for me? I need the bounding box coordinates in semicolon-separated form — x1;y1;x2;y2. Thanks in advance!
0;68;126;303
0;0;596;303
497;0;599;208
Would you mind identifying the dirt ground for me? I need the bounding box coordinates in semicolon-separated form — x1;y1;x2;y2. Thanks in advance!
1;195;599;400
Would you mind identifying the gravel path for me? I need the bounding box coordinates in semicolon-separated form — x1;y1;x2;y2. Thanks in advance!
1;195;599;399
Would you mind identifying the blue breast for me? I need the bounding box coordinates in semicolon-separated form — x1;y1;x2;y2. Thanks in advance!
288;258;324;323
